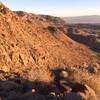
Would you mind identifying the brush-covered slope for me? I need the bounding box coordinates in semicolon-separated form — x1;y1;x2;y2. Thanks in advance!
0;4;99;81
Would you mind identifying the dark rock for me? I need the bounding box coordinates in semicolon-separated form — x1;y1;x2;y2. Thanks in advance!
87;66;98;74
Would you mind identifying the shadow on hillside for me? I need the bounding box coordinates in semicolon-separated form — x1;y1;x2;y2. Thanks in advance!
67;33;100;53
0;69;85;100
0;75;54;100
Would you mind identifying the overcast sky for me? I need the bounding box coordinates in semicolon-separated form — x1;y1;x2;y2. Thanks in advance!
1;0;100;17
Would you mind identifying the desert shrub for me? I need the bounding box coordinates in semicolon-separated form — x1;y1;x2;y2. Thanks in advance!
0;66;13;72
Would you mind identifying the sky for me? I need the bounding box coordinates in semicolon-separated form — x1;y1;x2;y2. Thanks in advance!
0;0;100;17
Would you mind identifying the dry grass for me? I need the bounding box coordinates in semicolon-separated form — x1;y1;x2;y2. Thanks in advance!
65;67;100;99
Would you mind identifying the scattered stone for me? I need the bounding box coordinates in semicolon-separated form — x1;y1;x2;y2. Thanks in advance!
82;62;88;68
32;89;36;93
87;65;98;74
93;63;100;69
50;92;56;96
59;70;68;78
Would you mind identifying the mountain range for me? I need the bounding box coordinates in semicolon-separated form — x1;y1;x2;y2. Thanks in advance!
63;15;100;24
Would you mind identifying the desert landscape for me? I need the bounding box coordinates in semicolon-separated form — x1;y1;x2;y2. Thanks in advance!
0;2;99;100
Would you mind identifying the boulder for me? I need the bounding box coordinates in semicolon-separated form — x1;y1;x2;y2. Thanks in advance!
87;66;98;74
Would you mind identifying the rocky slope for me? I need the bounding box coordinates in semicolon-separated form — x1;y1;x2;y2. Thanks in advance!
0;3;99;100
0;4;98;80
65;24;100;52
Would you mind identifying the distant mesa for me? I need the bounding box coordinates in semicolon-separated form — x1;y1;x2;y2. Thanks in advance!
63;15;100;24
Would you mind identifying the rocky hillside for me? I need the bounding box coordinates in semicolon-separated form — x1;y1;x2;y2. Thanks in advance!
0;4;99;80
0;3;99;100
65;24;100;52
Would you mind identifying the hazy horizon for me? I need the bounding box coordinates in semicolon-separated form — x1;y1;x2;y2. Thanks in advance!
1;0;100;17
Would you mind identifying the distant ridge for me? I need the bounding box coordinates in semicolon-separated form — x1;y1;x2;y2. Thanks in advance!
63;15;100;24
